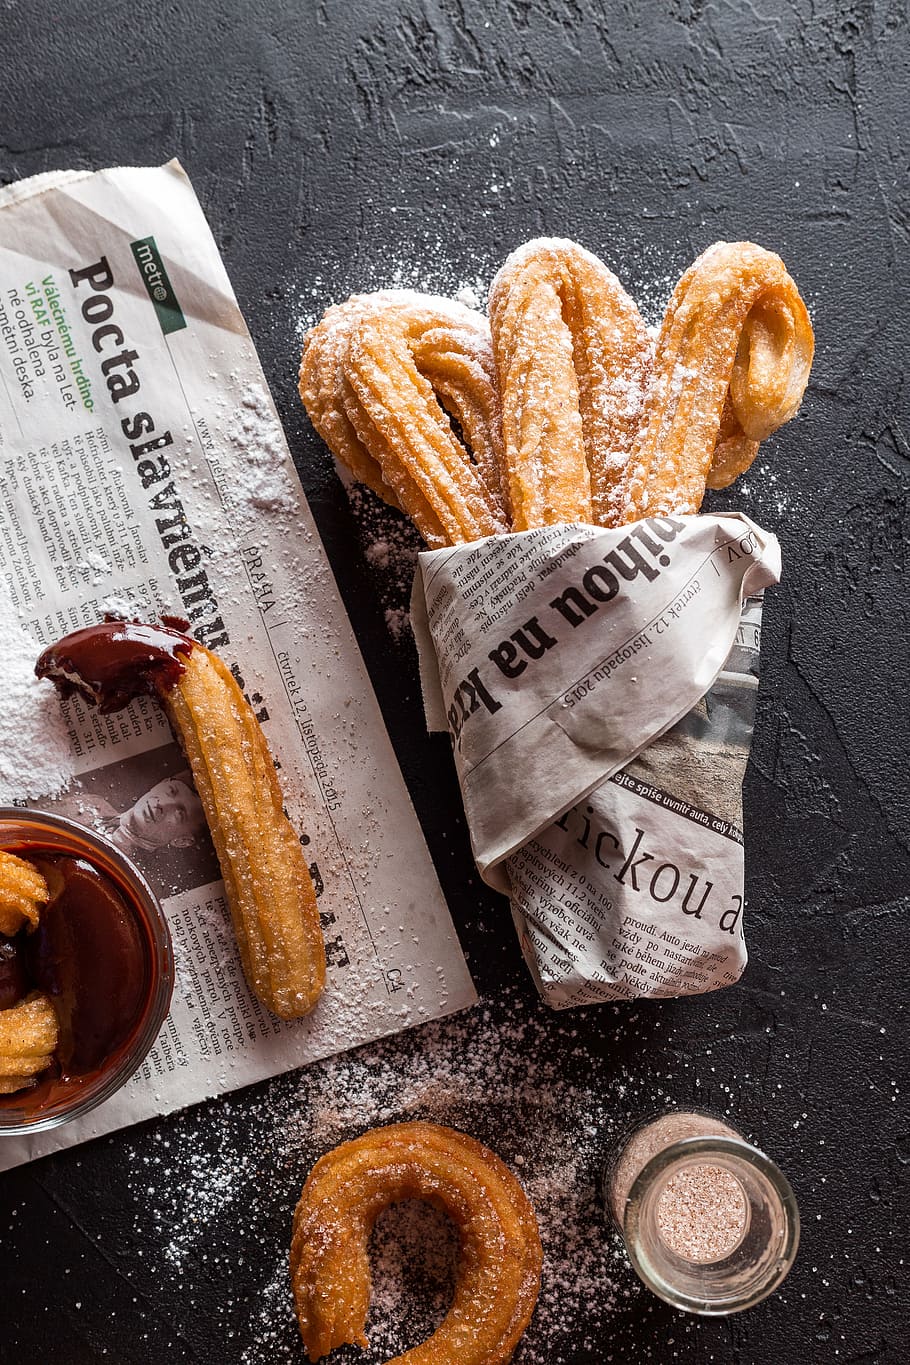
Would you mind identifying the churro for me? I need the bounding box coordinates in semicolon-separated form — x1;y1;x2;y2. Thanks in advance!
0;849;49;936
0;991;59;1094
489;237;652;529
291;1121;542;1364
300;292;507;547
620;241;814;520
302;239;811;539
36;619;326;1020
706;395;760;491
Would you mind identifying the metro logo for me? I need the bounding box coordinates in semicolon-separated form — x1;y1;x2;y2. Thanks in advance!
130;236;186;336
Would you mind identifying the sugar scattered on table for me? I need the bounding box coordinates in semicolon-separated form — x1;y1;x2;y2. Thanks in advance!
121;984;662;1363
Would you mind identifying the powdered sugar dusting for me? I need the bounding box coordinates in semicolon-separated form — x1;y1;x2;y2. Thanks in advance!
99;591;138;619
296;251;494;338
453;284;482;310
489;236;619;295
342;476;422;644
122;986;661;1364
219;381;297;515
633;268;679;332
0;590;76;801
383;606;411;641
296;238;773;637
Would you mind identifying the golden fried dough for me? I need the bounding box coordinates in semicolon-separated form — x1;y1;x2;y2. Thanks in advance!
301;239;813;539
0;849;49;936
300;292;507;546
620;241;814;519
163;646;326;1018
291;1121;542;1364
706;394;761;491
0;991;59;1093
36;620;326;1021
489;238;652;529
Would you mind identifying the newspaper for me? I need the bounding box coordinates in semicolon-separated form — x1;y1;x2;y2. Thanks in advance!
0;161;475;1170
412;515;780;1008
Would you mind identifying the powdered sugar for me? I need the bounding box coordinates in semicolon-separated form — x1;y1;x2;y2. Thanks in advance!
295;249;495;339
122;985;668;1363
384;606;411;641
0;590;76;802
360;288;488;331
489;236;620;295
341;477;423;644
73;547;113;587
633;267;679;332
100;591;139;619
453;284;482;310
220;381;297;515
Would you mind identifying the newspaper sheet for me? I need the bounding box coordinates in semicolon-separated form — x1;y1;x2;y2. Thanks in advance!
412;515;780;1008
0;161;476;1170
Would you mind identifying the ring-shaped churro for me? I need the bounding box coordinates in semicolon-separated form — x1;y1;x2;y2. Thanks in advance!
621;240;814;520
489;238;652;529
290;1121;542;1364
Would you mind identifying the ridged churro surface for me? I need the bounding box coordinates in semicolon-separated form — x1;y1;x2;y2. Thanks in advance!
489;237;652;529
291;1121;542;1364
619;241;814;520
301;292;507;547
300;238;813;536
164;648;325;1019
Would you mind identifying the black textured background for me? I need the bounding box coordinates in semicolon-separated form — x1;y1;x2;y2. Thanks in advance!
2;2;908;1362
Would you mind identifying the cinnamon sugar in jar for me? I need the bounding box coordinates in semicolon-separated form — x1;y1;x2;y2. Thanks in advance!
605;1110;799;1314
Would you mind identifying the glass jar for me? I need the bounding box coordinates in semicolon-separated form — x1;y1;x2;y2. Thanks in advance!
605;1110;799;1314
0;807;174;1135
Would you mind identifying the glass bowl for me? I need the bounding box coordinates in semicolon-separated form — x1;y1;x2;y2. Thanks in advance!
0;806;173;1135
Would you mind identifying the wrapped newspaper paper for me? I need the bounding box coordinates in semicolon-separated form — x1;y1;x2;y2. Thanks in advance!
0;161;475;1169
412;515;780;1008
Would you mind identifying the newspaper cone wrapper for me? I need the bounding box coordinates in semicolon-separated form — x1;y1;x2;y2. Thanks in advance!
412;514;781;1008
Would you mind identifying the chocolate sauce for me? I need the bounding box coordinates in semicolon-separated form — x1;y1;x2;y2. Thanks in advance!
35;617;194;713
0;849;151;1109
26;855;147;1076
0;935;27;1010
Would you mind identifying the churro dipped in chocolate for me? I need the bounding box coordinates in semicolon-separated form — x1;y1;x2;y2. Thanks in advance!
0;849;50;937
300;292;507;547
0;855;57;1094
620;240;814;521
0;991;59;1094
489;238;652;529
36;620;325;1020
291;1121;542;1364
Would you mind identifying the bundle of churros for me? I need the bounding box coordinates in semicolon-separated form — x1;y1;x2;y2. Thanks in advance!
299;238;813;546
299;237;813;1011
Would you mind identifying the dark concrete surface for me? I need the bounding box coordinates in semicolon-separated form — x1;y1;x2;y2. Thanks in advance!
1;2;908;1362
